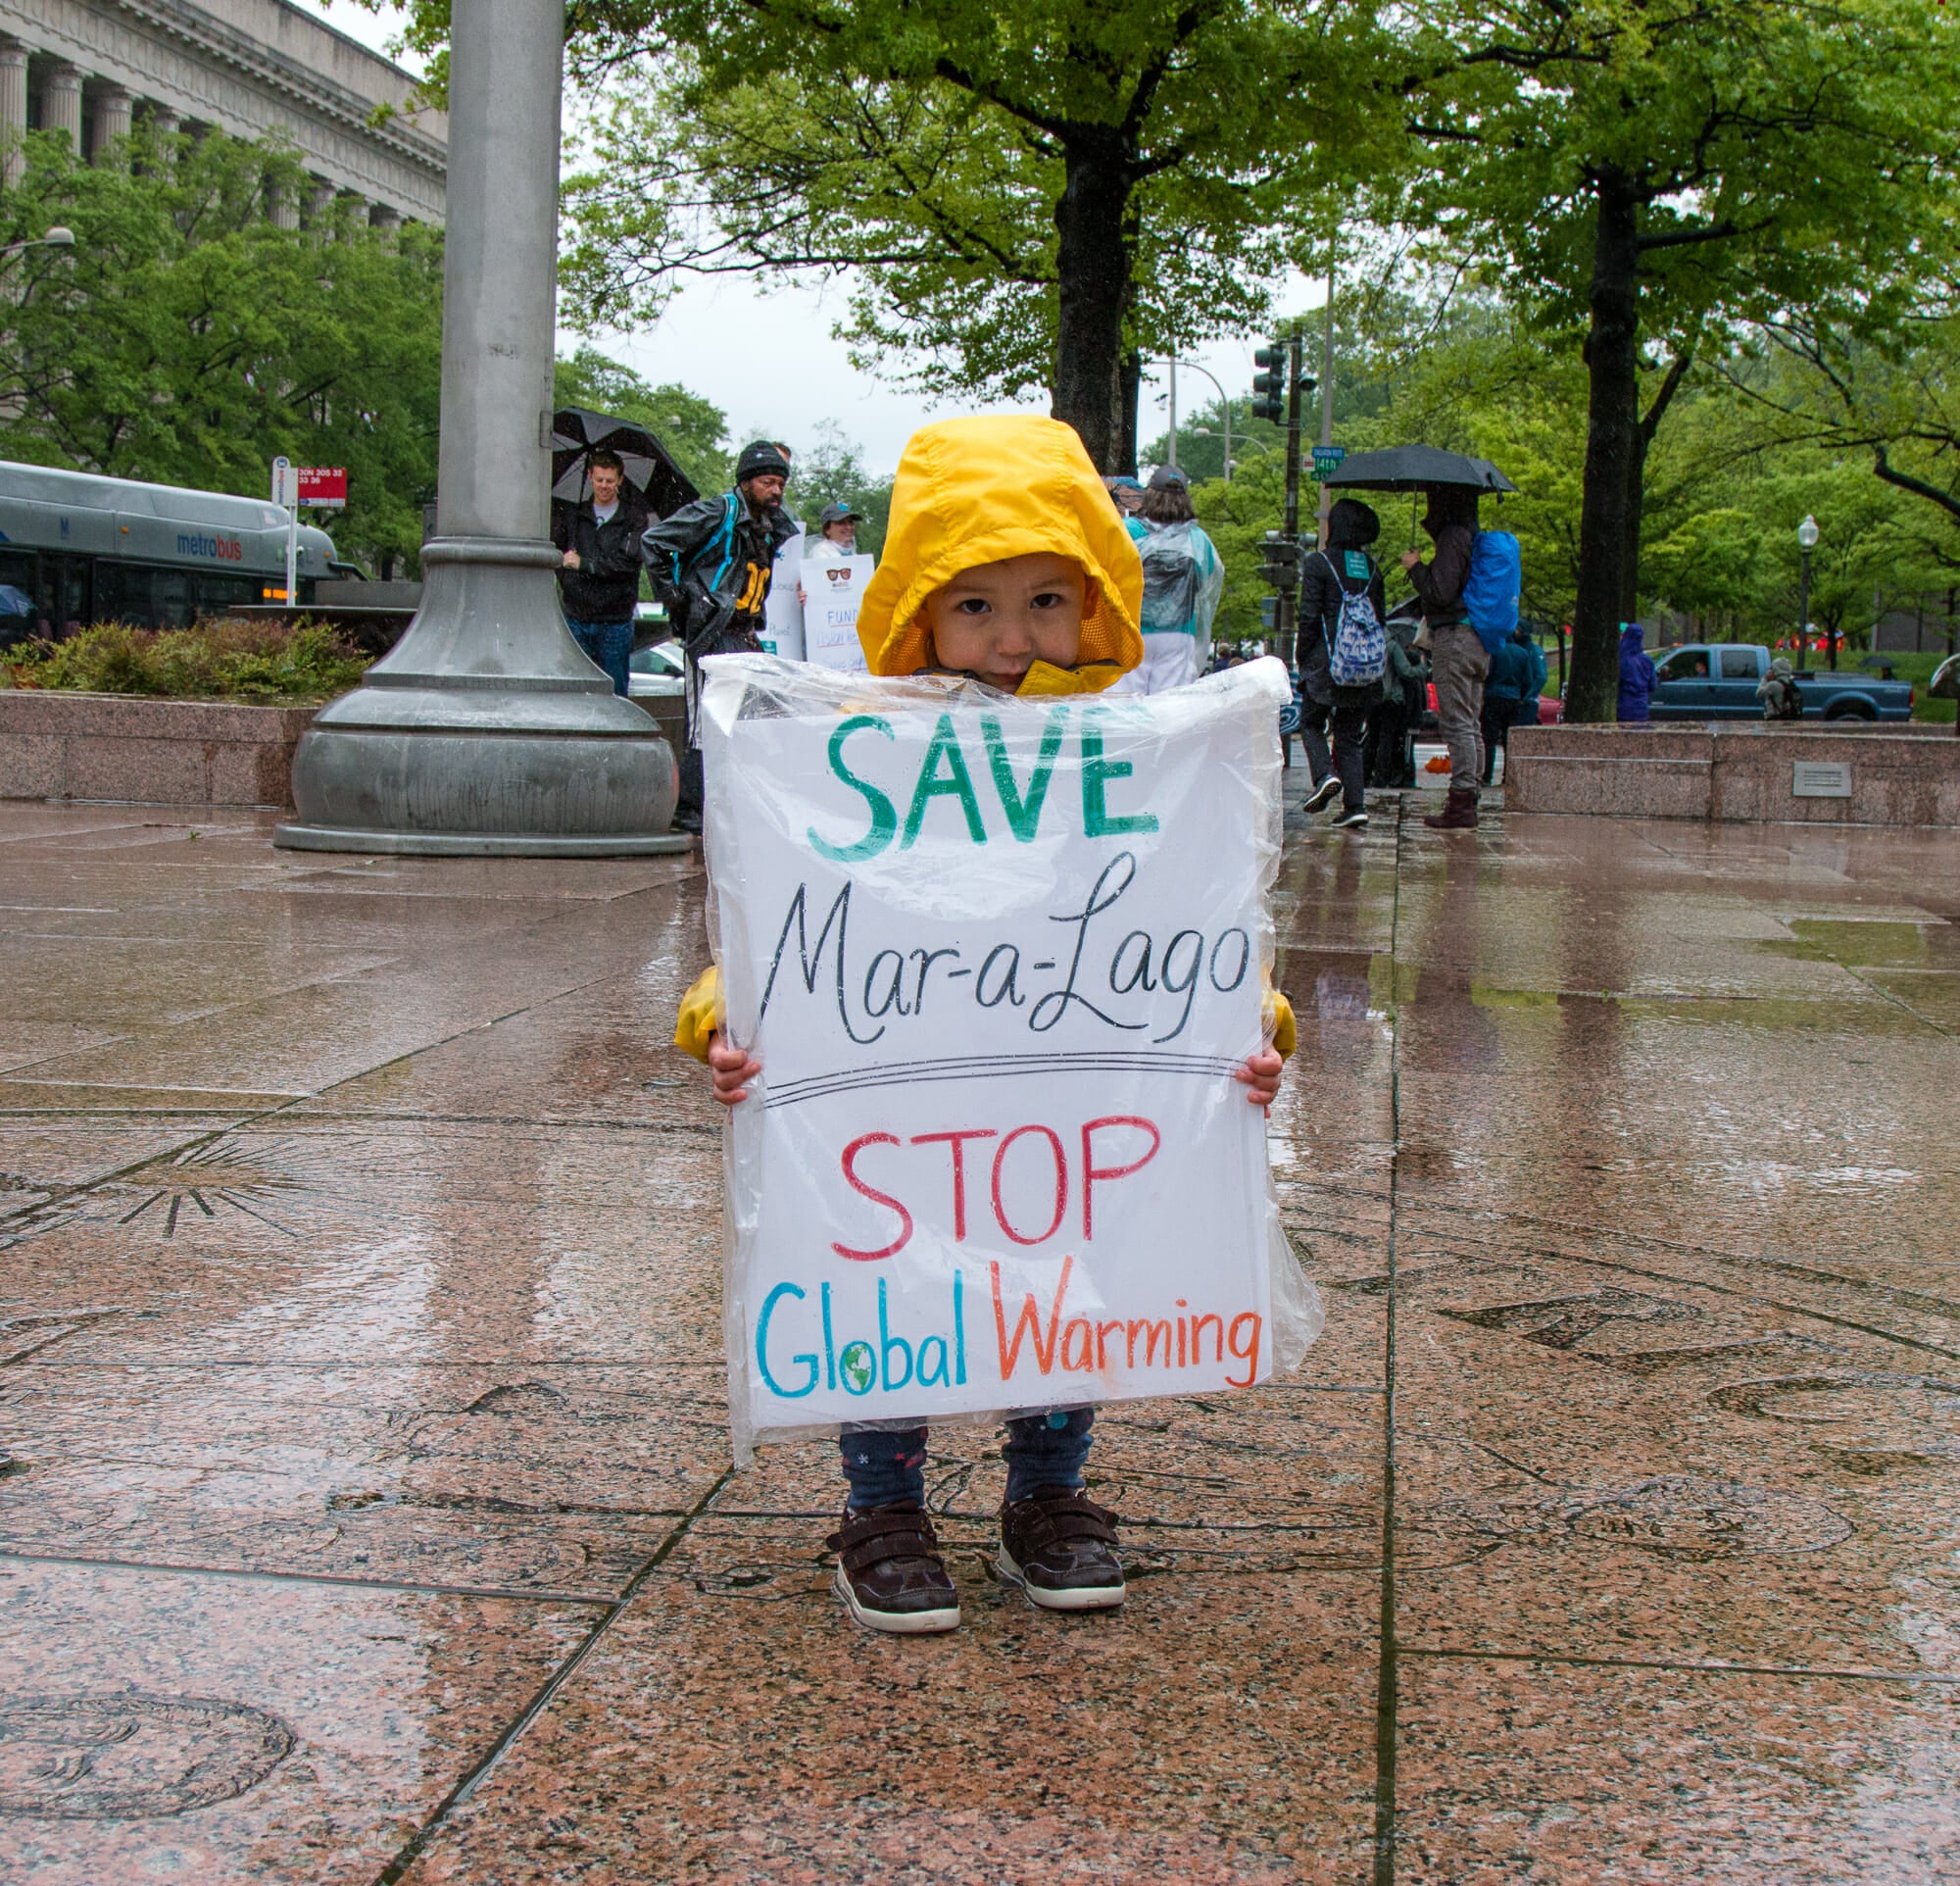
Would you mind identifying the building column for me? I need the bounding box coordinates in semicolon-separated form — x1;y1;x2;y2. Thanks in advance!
307;177;336;225
267;180;298;227
0;47;28;187
90;84;132;162
41;65;83;158
145;101;178;159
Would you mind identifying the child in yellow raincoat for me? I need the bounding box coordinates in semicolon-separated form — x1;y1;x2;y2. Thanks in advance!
675;415;1295;1634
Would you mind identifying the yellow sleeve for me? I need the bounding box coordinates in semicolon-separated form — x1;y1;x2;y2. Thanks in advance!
673;966;721;1063
1263;988;1297;1061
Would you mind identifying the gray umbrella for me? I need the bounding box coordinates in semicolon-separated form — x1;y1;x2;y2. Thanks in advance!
1322;445;1517;493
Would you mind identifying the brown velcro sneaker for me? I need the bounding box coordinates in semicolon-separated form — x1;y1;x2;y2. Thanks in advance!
825;1502;961;1634
998;1485;1126;1612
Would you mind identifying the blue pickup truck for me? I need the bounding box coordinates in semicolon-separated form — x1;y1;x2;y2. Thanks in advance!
1647;644;1914;721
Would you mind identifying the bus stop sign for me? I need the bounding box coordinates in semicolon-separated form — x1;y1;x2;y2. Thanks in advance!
297;468;348;510
270;456;293;507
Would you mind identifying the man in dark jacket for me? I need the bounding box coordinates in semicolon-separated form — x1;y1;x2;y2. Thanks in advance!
1296;497;1388;830
641;440;801;831
1400;485;1485;828
552;449;651;698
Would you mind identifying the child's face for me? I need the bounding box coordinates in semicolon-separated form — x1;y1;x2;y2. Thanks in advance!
922;553;1086;691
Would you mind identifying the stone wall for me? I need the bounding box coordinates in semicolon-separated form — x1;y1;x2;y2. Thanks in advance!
1506;723;1960;826
0;690;315;807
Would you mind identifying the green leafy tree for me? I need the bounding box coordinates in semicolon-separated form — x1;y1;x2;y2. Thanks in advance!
550;0;1396;470
1402;0;1960;719
0;128;443;571
553;341;733;493
1712;315;1960;622
781;424;895;559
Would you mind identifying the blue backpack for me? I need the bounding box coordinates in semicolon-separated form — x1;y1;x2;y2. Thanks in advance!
1463;529;1522;654
1316;553;1387;686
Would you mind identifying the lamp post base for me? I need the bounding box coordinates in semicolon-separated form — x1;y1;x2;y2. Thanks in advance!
274;538;681;857
273;823;692;858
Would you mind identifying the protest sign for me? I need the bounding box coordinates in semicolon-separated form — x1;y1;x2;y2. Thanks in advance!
699;654;1320;1454
801;555;875;672
760;531;805;661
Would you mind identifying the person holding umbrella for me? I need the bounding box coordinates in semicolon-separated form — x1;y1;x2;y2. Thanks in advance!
1322;447;1517;831
551;448;652;697
1400;485;1486;829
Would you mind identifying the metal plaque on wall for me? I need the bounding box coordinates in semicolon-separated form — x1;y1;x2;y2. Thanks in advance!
1792;761;1853;799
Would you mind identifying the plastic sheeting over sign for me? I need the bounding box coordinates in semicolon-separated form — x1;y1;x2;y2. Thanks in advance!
698;653;1322;1460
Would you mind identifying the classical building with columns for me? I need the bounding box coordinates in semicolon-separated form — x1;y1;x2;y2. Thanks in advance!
0;0;445;223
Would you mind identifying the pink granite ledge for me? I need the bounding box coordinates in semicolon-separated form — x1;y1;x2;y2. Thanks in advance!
0;690;319;809
1506;722;1960;826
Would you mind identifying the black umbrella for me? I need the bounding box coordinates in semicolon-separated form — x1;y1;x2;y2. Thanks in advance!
1321;445;1517;494
551;407;700;519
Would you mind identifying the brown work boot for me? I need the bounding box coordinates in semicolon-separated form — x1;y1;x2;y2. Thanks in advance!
826;1502;961;1634
998;1486;1126;1612
1424;787;1480;830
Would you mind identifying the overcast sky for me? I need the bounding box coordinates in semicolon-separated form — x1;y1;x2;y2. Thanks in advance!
290;0;1328;475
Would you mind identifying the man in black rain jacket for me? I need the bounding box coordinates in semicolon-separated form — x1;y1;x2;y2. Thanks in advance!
642;440;801;831
552;449;652;697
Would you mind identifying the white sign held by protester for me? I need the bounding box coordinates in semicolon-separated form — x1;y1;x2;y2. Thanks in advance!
699;654;1319;1454
801;555;875;672
760;531;806;662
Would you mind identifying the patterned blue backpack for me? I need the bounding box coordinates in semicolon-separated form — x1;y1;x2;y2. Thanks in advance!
1317;553;1387;686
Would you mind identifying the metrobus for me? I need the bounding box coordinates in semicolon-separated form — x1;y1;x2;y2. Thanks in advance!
0;460;343;646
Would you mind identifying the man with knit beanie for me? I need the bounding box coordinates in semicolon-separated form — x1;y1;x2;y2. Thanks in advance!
642;440;801;832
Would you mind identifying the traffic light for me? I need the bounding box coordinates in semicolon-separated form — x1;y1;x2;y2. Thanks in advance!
1250;344;1286;422
1258;530;1300;590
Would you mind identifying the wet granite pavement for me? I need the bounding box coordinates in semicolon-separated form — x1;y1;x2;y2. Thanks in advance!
2;792;1956;1882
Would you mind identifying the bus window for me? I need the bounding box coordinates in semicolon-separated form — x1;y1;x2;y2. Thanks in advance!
152;569;195;628
94;562;153;626
195;572;259;615
0;549;35;648
32;555;89;638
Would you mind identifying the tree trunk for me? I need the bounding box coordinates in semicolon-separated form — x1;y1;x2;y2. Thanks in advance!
1118;349;1142;476
1051;139;1131;471
1621;432;1645;629
1568;175;1642;722
1621;355;1691;626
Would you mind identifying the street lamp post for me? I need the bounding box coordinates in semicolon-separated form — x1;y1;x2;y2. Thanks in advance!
277;0;679;855
1156;359;1231;480
1796;514;1819;669
1;226;75;259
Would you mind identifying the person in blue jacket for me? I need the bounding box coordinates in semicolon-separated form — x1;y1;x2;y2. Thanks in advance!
1515;625;1547;715
1617;622;1657;722
1479;633;1531;783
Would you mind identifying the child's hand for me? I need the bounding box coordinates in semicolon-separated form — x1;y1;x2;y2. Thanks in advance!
1237;1048;1284;1110
708;1033;761;1107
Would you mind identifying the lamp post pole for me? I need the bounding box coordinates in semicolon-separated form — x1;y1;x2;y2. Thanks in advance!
277;0;680;856
1161;360;1230;479
1316;246;1336;546
1796;514;1819;670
